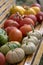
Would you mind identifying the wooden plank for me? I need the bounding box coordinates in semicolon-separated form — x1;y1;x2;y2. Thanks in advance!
24;54;33;65
17;58;26;65
0;5;10;22
0;0;13;13
33;40;43;65
0;0;5;6
0;0;14;22
40;22;43;35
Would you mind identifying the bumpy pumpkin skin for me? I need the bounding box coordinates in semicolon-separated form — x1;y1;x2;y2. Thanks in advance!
22;36;39;46
29;36;39;45
6;48;25;64
22;36;28;44
0;28;6;35
0;41;21;55
0;34;8;46
0;45;10;55
27;30;42;40
21;42;36;55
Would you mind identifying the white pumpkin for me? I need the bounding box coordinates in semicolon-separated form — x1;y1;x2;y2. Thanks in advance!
27;30;42;40
22;36;28;44
29;36;39;45
21;42;36;55
6;48;25;64
22;36;39;46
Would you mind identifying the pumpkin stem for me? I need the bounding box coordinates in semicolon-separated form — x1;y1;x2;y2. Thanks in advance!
31;24;34;32
28;35;30;38
26;41;28;45
24;6;29;10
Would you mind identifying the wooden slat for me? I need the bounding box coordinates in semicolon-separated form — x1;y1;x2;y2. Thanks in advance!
17;58;26;65
33;40;43;65
0;0;9;13
0;0;13;13
40;22;43;35
0;0;14;22
0;0;5;6
0;4;10;22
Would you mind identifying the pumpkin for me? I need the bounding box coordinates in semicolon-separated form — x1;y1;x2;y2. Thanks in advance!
22;36;39;46
21;42;36;55
0;28;6;35
0;41;21;55
0;29;8;46
0;34;8;46
27;30;42;40
6;48;25;64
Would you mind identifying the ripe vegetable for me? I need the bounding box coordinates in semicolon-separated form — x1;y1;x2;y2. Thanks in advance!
5;26;15;35
19;18;35;26
0;28;6;35
6;48;25;64
31;3;41;9
20;25;32;36
0;34;8;46
21;42;36;55
27;30;42;40
36;12;43;23
24;7;36;15
9;12;21;22
4;19;20;28
22;36;39;46
31;6;40;14
26;15;37;24
9;27;22;42
0;41;21;55
0;52;5;65
10;5;25;15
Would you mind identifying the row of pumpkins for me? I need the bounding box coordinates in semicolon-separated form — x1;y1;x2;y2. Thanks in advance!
0;28;42;64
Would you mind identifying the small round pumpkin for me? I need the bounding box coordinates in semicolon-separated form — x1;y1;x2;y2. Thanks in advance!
21;42;36;55
0;41;21;55
27;30;42;40
6;48;25;64
22;36;39;46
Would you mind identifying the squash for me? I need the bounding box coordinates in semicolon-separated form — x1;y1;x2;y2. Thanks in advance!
0;28;6;35
22;36;28;44
27;30;42;40
6;48;25;64
21;42;36;55
0;29;8;46
8;41;21;47
0;34;8;46
10;5;25;15
0;41;21;55
22;36;39;46
28;36;39;45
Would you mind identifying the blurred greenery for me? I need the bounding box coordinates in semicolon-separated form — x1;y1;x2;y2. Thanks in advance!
16;0;34;5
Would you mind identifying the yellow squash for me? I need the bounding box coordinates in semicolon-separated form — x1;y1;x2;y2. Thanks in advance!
24;7;36;15
31;6;41;14
10;5;25;15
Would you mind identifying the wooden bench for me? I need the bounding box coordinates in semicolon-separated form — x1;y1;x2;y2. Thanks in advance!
0;0;43;65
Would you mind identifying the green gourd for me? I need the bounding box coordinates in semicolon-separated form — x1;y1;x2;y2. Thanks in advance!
0;41;21;55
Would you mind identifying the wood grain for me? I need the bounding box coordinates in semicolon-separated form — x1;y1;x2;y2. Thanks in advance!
0;0;14;22
33;40;43;65
17;58;26;65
